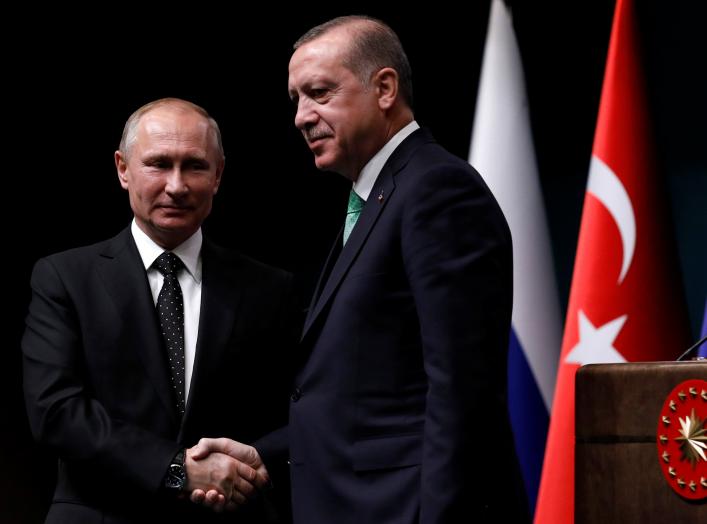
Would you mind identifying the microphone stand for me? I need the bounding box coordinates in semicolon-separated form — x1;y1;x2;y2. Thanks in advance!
675;334;707;361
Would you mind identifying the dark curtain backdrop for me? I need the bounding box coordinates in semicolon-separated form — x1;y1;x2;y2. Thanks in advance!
3;1;705;522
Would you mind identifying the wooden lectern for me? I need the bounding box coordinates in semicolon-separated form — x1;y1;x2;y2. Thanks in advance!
575;361;707;523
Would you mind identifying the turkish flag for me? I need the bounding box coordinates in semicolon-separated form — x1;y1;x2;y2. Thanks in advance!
534;0;691;522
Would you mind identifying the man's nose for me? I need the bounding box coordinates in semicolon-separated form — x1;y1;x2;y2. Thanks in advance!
165;169;188;197
294;99;318;130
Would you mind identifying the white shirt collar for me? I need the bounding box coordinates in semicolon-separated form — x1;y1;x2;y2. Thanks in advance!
130;219;203;283
353;120;420;201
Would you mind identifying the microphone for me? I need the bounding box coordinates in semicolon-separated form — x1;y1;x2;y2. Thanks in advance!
675;334;707;361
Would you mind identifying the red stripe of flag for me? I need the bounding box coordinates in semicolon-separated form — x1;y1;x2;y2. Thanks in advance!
534;0;691;521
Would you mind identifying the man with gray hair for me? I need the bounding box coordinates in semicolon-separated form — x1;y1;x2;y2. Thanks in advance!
22;97;296;523
194;16;529;524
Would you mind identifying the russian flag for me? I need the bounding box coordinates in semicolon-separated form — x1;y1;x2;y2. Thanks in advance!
469;0;562;514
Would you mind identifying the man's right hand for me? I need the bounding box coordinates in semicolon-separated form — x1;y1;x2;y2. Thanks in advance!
187;438;270;512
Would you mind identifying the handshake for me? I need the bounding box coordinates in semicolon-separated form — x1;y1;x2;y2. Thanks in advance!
184;437;270;512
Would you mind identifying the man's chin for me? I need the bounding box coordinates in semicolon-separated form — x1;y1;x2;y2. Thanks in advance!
152;222;199;247
151;216;197;234
155;217;194;230
313;155;335;172
313;157;351;179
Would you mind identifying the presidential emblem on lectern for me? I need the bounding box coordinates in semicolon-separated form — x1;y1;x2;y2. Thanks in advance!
657;379;707;500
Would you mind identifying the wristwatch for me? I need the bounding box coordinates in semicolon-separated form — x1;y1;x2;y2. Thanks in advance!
164;449;187;492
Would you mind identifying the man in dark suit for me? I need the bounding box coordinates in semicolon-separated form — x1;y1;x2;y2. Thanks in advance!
193;16;529;523
22;98;296;523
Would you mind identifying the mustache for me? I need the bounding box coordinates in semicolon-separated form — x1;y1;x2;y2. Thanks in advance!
304;127;333;142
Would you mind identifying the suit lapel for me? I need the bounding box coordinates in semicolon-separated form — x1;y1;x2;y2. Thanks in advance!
96;228;178;425
181;241;244;431
306;226;343;317
301;128;435;341
301;171;396;339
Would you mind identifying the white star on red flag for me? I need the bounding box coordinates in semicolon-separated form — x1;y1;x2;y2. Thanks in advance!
565;310;627;366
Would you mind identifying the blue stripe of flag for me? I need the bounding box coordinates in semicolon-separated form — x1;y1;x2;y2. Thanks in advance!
698;297;707;358
508;327;550;516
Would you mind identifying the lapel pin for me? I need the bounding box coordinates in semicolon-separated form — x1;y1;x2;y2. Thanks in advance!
378;190;385;203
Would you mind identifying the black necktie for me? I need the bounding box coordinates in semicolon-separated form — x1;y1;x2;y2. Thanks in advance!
153;252;186;417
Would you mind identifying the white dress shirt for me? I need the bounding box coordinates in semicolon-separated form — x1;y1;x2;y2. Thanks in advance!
131;219;202;402
352;120;420;200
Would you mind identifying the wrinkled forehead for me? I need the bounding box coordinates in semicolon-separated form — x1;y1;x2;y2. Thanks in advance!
289;35;355;91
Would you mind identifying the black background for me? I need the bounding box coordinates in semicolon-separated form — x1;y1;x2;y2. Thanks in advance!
3;1;705;521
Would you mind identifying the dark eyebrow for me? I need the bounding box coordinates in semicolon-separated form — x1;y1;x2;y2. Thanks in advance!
143;154;172;165
142;154;210;168
183;157;210;168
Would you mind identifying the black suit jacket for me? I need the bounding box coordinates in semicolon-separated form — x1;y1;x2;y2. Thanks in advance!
22;227;297;523
287;129;529;523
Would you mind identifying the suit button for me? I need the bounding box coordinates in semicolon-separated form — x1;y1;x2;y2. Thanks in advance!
291;387;302;402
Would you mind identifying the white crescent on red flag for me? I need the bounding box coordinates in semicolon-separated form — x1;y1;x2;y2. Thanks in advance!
534;0;691;522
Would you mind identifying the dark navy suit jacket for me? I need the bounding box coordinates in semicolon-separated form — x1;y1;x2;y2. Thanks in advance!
22;227;297;523
286;129;529;523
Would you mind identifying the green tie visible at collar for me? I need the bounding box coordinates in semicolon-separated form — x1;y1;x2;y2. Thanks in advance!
343;189;366;245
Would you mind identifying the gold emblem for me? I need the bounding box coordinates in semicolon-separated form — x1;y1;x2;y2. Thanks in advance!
657;379;707;500
675;408;707;468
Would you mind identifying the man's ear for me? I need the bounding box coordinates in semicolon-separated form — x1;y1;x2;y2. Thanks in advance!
212;159;225;195
115;151;129;190
374;67;399;110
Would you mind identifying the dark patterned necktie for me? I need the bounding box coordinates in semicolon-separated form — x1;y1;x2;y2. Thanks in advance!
153;252;186;418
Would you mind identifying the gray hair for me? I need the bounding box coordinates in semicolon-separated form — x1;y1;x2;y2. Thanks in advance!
119;97;224;160
294;15;413;108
